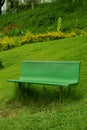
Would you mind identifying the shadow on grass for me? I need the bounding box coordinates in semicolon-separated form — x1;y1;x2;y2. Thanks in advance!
0;61;4;69
7;84;83;107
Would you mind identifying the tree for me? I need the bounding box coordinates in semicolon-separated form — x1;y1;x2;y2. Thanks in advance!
0;0;5;14
7;0;19;12
1;0;37;14
30;0;36;9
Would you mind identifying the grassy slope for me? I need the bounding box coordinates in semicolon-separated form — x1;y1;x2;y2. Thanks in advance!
0;36;87;129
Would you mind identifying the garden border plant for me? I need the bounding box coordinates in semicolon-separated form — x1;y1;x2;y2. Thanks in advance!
0;30;77;51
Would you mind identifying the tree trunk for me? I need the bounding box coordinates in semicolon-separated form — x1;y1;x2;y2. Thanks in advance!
0;0;5;14
31;0;35;10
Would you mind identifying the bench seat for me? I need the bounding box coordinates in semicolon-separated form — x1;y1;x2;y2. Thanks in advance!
8;78;78;87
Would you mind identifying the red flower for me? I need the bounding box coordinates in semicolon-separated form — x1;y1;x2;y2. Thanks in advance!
6;26;12;30
4;31;7;35
13;24;17;27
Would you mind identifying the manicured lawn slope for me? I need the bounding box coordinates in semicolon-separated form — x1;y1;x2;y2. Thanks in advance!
0;36;87;130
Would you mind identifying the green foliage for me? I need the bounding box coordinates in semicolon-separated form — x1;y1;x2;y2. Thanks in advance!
0;0;87;33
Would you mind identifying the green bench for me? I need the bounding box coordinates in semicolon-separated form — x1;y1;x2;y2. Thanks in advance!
8;61;81;102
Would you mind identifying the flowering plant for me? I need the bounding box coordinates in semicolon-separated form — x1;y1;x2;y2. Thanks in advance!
1;24;24;37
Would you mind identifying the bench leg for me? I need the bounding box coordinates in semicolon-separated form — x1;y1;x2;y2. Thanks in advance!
21;83;26;98
17;82;22;98
60;86;63;103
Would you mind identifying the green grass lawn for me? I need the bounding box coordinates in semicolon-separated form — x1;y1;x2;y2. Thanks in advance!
0;36;87;130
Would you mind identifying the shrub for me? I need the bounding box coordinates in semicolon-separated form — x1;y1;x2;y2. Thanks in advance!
0;30;86;51
0;36;17;50
19;31;65;45
65;31;76;38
